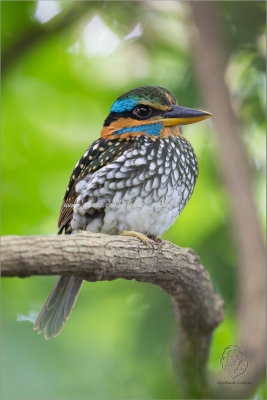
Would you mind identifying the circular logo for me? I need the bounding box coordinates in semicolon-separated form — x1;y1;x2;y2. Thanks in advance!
220;345;248;379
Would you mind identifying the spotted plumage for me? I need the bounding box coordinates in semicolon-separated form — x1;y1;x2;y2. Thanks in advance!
71;135;198;236
34;85;211;339
58;137;134;233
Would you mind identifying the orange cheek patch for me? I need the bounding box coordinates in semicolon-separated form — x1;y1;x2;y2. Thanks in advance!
101;118;163;140
105;117;152;131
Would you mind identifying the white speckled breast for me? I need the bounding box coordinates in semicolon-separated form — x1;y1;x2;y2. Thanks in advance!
71;136;198;236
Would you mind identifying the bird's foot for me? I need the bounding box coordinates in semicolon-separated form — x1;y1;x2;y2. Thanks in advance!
148;234;164;249
119;230;155;251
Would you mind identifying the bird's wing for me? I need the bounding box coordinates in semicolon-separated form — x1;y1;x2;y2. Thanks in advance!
58;137;134;234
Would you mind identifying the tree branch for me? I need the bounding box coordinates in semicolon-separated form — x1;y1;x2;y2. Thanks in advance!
2;232;224;398
189;2;266;398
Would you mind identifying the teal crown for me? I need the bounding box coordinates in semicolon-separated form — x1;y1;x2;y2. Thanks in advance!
110;86;177;113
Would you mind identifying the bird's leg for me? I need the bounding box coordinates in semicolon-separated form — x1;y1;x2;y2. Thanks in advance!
119;230;155;251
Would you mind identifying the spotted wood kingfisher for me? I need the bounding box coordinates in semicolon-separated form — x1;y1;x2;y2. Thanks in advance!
34;86;211;339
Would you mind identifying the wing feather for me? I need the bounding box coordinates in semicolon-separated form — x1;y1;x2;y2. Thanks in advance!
57;137;133;233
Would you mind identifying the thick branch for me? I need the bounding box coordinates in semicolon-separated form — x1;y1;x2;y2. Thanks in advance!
2;232;224;397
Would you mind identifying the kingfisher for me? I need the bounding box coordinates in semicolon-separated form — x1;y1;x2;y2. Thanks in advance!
34;86;211;339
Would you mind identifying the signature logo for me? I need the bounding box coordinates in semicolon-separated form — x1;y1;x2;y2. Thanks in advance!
220;345;248;379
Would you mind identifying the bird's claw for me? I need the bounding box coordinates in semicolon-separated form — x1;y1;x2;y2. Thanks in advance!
148;235;164;249
119;231;163;253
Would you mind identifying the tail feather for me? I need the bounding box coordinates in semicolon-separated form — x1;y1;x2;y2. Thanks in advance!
34;276;83;339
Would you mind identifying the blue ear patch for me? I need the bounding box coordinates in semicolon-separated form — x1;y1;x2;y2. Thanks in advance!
110;98;138;113
112;123;163;137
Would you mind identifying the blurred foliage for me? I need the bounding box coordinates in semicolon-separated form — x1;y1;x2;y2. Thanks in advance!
1;1;266;399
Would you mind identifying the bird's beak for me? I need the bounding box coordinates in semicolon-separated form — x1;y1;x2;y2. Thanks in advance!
157;105;212;126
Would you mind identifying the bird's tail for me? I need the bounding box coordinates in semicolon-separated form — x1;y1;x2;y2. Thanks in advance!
34;276;83;339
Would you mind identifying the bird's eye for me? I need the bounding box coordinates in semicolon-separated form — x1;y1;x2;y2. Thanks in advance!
133;106;152;119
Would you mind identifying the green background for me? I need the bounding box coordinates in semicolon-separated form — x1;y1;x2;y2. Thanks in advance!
1;1;266;399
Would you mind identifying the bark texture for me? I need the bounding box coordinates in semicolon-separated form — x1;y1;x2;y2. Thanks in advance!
2;232;223;398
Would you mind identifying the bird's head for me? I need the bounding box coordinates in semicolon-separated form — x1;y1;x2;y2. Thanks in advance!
101;86;211;140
